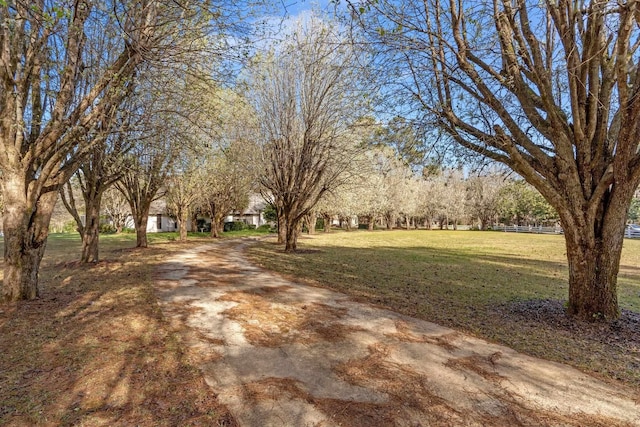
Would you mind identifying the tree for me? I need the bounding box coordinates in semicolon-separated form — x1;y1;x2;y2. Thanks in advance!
0;0;234;301
496;180;558;226
415;178;440;230
200;141;253;239
0;1;149;300
116;123;176;248
466;173;506;230
352;0;640;320
102;186;130;233
250;15;367;251
195;87;257;238
165;160;203;242
370;116;426;171
60;106;134;262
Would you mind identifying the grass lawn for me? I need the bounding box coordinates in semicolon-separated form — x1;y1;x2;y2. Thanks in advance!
0;230;264;426
246;229;640;388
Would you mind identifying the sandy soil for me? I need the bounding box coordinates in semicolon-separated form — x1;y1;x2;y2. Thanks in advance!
154;239;640;427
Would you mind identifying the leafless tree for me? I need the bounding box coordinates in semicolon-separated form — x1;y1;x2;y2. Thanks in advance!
351;0;640;320
249;15;368;251
102;186;130;233
60;99;135;262
116;98;178;248
165;158;203;242
466;173;508;230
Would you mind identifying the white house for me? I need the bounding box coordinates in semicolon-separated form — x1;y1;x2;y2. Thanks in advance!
224;194;268;228
146;199;179;232
142;194;268;233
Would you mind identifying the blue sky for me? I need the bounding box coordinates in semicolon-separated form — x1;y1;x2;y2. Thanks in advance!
276;0;334;16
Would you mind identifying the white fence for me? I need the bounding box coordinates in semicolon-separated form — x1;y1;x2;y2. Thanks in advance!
492;225;562;235
493;224;640;239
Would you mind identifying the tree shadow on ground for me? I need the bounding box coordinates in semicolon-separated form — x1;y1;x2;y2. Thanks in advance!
0;243;236;426
246;242;640;388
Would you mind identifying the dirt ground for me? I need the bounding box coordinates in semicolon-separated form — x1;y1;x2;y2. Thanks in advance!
155;239;640;427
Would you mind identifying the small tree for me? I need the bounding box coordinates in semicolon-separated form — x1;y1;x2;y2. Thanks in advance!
102;187;130;233
466;173;506;230
250;15;367;251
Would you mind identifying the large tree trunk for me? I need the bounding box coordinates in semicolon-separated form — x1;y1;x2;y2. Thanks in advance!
284;217;303;252
211;219;222;238
2;184;57;301
277;215;287;244
208;202;223;239
558;194;630;320
81;192;102;263
177;209;188;242
133;211;149;248
323;214;332;232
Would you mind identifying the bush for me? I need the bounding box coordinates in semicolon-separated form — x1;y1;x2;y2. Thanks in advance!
196;219;211;232
62;220;77;234
257;224;271;232
223;221;248;232
248;224;256;230
99;223;116;234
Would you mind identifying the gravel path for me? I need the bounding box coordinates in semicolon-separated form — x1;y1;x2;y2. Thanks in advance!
155;239;640;427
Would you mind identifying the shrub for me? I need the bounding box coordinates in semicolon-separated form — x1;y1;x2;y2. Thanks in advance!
223;221;248;232
99;223;116;234
62;220;77;234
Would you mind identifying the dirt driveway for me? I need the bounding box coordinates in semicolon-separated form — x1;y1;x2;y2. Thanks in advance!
154;239;640;427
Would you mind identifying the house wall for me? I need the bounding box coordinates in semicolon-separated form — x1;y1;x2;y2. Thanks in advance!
226;213;265;227
146;214;179;233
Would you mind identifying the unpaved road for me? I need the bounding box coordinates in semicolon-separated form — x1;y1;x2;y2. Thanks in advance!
155;239;640;427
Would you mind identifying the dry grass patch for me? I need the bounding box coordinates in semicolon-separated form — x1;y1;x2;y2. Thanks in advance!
388;320;460;350
220;289;359;346
444;353;504;383
0;234;235;426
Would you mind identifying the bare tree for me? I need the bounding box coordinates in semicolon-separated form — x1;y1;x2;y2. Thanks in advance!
102;186;130;233
165;156;204;242
0;1;148;300
352;0;640;320
249;15;367;251
60;104;134;262
201;142;253;238
466;173;507;230
116;125;176;248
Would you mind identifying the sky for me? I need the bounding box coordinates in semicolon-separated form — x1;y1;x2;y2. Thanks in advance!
276;0;335;16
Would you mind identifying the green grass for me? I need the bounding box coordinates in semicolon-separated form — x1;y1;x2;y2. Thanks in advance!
246;229;640;387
